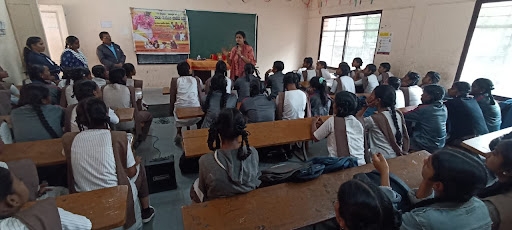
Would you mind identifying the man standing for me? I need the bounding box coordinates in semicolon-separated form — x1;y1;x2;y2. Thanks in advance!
96;31;126;70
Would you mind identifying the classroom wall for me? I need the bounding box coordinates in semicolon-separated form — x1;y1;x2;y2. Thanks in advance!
306;0;477;88
36;0;309;88
0;0;24;85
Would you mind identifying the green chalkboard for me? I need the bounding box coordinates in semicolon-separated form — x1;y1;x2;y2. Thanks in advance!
186;10;257;59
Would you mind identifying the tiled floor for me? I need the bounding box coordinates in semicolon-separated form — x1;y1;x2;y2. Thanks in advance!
139;88;329;230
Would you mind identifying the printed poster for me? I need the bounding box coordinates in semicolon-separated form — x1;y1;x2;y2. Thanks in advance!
376;32;392;55
130;8;190;54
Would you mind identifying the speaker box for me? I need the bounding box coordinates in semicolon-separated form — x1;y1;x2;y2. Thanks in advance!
144;159;177;194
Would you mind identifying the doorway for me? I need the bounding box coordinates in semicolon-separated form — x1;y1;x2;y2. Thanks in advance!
38;5;68;64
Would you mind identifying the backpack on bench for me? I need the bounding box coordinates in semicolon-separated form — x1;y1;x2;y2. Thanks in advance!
259;162;325;187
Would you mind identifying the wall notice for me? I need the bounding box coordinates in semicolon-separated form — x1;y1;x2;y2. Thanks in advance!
376;32;392;55
130;8;190;54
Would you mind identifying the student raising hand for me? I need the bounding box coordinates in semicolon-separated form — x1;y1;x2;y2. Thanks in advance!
372;153;391;187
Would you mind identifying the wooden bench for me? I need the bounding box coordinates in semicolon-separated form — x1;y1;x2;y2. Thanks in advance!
461;127;512;156
182;116;330;160
176;107;204;119
0;138;65;166
114;108;135;122
162;86;170;95
182;151;429;230
24;186;128;230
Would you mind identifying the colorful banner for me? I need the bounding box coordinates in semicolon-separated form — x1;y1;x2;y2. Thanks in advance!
130;8;190;54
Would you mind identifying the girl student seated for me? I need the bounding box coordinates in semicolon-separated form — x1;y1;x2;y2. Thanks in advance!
0;66;20;105
298;57;317;82
27;64;61;105
276;72;309;120
471;78;502;132
62;98;155;228
404;85;448;153
60;68;92;108
201;73;238;128
122;63;137;87
373;149;492;230
445;81;488;145
191;108;260;202
11;84;64;142
377;62;394;84
240;79;276;123
91;65;108;87
205;61;232;94
64;80;120;132
316;61;332;80
264;61;285;100
309;76;331;117
420;71;441;87
387;77;406;109
355;64;379;94
170;62;203;144
0;166;92;229
311;91;365;165
479;140;512;230
330;62;355;94
350;57;364;81
123;63;145;110
400;71;423;106
102;68;153;144
357;85;409;159
234;63;260;102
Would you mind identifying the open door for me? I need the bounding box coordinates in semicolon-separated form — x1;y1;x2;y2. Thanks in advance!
38;5;69;64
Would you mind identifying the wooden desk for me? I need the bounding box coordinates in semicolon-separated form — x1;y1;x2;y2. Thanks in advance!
300;81;310;88
24;186;128;230
175;107;204;120
162;86;170;95
0;138;64;166
115;108;135;122
0;115;11;128
182;151;429;230
183;116;330;158
399;105;418;114
462;127;512;156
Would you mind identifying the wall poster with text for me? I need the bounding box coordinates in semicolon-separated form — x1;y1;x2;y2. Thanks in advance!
130;8;190;54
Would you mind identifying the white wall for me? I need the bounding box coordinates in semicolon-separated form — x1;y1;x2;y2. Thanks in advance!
36;0;309;87
306;0;477;88
0;0;24;85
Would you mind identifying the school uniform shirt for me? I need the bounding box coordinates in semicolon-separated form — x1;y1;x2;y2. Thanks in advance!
70;106;119;132
330;76;356;94
70;129;142;230
395;90;406;109
309;92;331;117
313;116;366;165
364;110;404;159
102;84;135;130
0;208;92;230
205;76;232;94
234;74;259;102
320;69;331;79
174;76;202;128
64;83;78;106
266;71;284;100
475;94;502;132
240;94;276;123
377;71;394;83
0;82;20;105
365;74;379;93
58;79;73;89
298;69;317;82
404;101;448;153
445;96;489;143
201;91;238;128
92;78;107;88
30;80;61;105
276;90;308;120
11;104;64;142
405;85;423;106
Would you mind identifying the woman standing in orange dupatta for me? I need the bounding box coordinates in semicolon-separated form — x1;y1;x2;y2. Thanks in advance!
225;31;256;80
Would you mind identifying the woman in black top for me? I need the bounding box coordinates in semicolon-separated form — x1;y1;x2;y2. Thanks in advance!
24;37;60;80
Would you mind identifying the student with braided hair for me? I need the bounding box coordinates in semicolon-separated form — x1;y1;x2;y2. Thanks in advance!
312;91;365;165
309;76;331;116
234;63;260;102
471;78;502;132
60;68;92;107
11;84;64;142
357;85;409;159
201;73;237;128
400;71;423;106
191;108;260;202
204;61;232;94
239;79;275;123
27;64;61;105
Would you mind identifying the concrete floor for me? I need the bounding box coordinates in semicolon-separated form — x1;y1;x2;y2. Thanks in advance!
138;88;329;230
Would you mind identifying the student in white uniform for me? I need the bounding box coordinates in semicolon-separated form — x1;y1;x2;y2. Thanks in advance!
331;62;355;94
400;71;423;106
0;165;92;230
377;62;394;84
91;65;108;88
298;57;317;82
205;61;232;94
312;91;365;165
350;57;364;81
387;77;406;109
276;72;308;120
317;61;332;80
355;64;379;94
60;68;92;108
357;85;409;159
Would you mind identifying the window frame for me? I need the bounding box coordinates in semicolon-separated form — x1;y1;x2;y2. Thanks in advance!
455;0;512;99
317;10;383;69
